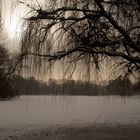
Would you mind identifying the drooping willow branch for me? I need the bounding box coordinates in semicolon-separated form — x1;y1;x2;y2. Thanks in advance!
20;0;140;73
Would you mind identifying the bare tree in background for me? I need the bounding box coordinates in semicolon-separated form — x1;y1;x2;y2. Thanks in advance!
20;0;140;77
0;5;19;98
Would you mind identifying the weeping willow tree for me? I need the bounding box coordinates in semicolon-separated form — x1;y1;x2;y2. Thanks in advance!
20;0;140;80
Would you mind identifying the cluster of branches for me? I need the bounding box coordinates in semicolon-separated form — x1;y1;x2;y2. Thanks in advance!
20;0;140;75
0;45;23;78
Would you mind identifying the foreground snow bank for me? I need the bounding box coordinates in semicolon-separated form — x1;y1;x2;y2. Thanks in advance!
1;123;140;140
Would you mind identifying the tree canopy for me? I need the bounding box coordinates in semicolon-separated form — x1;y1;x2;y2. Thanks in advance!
20;0;140;77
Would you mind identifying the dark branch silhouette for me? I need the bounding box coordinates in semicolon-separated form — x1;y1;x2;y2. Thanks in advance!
20;0;140;74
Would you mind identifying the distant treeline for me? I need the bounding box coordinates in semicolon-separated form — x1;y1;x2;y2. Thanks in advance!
13;76;140;96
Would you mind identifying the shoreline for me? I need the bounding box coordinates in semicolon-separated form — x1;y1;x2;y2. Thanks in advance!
1;123;140;140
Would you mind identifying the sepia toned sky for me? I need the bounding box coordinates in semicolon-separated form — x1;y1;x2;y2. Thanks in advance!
1;0;48;52
1;0;24;52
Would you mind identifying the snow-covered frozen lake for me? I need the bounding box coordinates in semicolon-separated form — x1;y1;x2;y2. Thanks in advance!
0;95;140;127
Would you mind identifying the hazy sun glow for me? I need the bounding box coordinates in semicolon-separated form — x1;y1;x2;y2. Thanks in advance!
2;0;48;39
1;0;27;40
4;17;22;39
